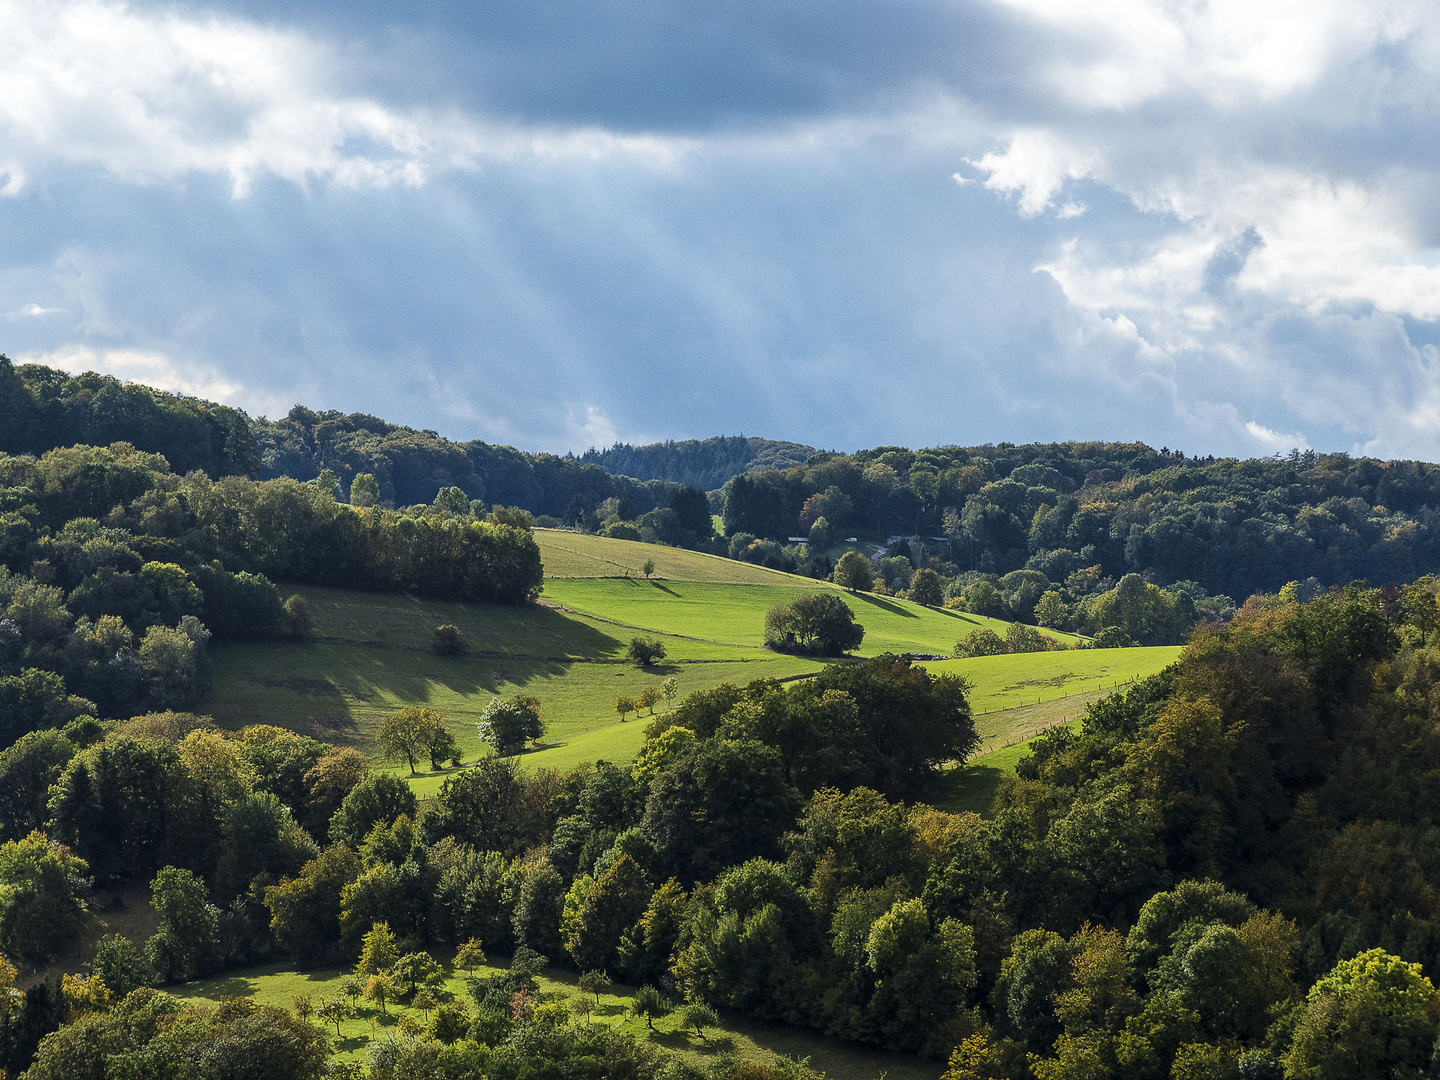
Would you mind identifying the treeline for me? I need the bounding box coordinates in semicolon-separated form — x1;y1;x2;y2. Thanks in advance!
254;406;686;522
0;357;258;478
719;442;1440;603
0;442;541;739
579;436;817;491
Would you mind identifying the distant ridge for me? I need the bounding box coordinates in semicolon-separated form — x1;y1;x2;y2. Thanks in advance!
578;435;818;490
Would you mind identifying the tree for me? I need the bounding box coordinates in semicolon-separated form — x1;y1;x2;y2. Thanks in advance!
429;998;472;1043
391;951;443;995
637;686;661;715
146;865;219;982
579;969;613;1008
350;473;380;507
264;844;363;964
426;727;461;770
954;628;1005;658
1035;590;1068;629
833;551;874;593
92;934;154;997
433;624;464;655
563;854;652;971
364;972;396;1013
616;696;636;722
356;921;400;976
629;985;670;1031
662;677;679;709
763;593;865;655
376;706;449;775
628;638;667;666
907;568;944;607
477;695;545;756
0;830;91;960
292;993;314;1023
642;558;656;579
302;747;369;840
678;1001;718;1039
317;994;351;1036
414;986;438;1018
1283;948;1440;1079
456;937;487;972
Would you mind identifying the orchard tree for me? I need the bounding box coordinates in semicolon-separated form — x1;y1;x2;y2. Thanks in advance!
579;970;613;1008
637;686;660;715
907;568;944;607
629;985;670;1031
615;696;636;723
628;638;667;666
391;951;443;995
455;938;487;973
477;695;545;756
678;1001;718;1039
833;551;874;593
317;995;350;1036
355;921;400;977
661;677;678;709
376;706;448;775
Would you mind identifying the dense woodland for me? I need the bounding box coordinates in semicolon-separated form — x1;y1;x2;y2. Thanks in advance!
579;437;817;491
17;361;1440;1076
9;585;1440;1078
0;442;540;745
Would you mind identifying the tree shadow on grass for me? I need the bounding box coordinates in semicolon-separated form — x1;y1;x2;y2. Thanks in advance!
933;608;984;625
337;1035;369;1054
187;975;259;999
928;762;1006;816
645;581;681;597
850;593;918;618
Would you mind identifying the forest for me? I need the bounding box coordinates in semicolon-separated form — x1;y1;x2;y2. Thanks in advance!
15;360;1440;1077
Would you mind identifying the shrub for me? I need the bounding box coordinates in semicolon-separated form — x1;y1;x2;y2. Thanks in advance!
628;638;667;666
764;593;865;656
434;624;464;655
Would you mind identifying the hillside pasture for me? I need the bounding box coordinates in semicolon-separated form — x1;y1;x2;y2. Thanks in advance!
536;529;806;584
174;953;941;1080
542;577;1085;656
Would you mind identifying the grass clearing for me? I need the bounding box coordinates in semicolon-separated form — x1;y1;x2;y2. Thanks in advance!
536;530;808;584
207;584;822;780
174;953;941;1080
921;646;1181;713
542;578;1083;657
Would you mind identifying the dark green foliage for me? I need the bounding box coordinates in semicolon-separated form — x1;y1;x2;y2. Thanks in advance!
0;728;75;842
628;637;668;666
433;623;464;655
20;990;330;1080
763;592;865;655
92;933;155;996
0;356;259;477
328;772;418;848
0;830;90;959
580;436;816;490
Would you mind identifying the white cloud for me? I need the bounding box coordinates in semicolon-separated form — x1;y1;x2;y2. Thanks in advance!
0;0;698;198
8;302;61;316
969;129;1098;216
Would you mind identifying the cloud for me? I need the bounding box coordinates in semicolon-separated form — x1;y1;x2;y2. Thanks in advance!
7;303;61;317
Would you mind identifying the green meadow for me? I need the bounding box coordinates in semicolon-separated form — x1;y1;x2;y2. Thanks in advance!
205;532;1166;801
173;953;941;1080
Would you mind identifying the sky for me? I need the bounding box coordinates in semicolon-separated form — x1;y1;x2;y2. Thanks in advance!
2;1;1440;460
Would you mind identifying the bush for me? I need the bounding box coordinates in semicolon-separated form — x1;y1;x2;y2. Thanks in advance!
953;628;1006;658
477;695;545;756
628;638;668;666
434;624;464;655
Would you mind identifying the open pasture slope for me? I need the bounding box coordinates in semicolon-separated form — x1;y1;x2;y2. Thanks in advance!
175;954;941;1080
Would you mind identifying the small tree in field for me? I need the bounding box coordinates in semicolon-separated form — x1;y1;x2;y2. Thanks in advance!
317;995;350;1036
414;987;438;1019
364;973;396;1013
615;696;636;722
642;558;656;579
392;951;443;995
637;686;660;715
579;970;612;1009
292;993;314;1023
477;695;545;756
833;551;874;593
341;973;364;1006
377;707;449;775
455;938;487;973
627;637;666;666
434;624;464;655
630;985;670;1031
906;567;944;607
678;1002;718;1039
661;676;678;709
356;922;400;976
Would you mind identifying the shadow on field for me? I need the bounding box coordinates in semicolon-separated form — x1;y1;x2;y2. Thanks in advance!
933;608;984;625
851;593;917;618
929;762;1006;817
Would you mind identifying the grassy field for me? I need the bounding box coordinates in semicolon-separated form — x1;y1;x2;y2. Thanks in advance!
542;578;1085;657
922;646;1182;715
174;953;942;1080
208;585;821;773
536;529;807;584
